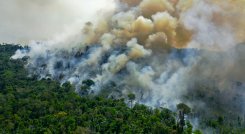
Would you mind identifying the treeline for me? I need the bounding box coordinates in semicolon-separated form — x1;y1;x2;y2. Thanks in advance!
184;84;245;133
0;44;202;133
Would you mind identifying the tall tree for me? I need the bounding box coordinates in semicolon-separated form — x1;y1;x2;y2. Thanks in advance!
177;103;191;133
128;93;135;108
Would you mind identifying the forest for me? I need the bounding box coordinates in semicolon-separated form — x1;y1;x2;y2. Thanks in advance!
0;44;203;134
1;0;245;133
1;44;245;133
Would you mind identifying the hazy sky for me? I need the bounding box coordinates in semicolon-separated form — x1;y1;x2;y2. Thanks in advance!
0;0;116;44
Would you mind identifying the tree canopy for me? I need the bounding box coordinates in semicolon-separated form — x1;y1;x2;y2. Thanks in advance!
0;44;201;133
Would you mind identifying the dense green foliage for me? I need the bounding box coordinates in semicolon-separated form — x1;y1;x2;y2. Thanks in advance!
0;45;199;133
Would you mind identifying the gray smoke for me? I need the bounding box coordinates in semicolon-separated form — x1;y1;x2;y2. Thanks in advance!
10;0;245;130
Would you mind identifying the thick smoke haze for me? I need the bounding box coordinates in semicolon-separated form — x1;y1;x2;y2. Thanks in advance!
9;0;245;130
0;0;116;44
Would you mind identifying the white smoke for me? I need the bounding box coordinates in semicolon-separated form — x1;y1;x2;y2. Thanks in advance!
180;0;235;50
0;0;116;44
10;0;245;124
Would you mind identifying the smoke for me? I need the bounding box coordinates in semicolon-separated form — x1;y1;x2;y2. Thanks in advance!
0;0;116;44
10;0;245;129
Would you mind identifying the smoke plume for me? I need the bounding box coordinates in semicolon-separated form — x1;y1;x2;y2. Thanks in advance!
10;0;245;130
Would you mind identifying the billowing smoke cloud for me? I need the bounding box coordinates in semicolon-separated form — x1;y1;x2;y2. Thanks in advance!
11;0;245;129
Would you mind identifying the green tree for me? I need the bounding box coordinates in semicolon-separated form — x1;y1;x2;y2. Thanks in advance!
177;103;191;114
128;93;135;108
177;103;191;133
